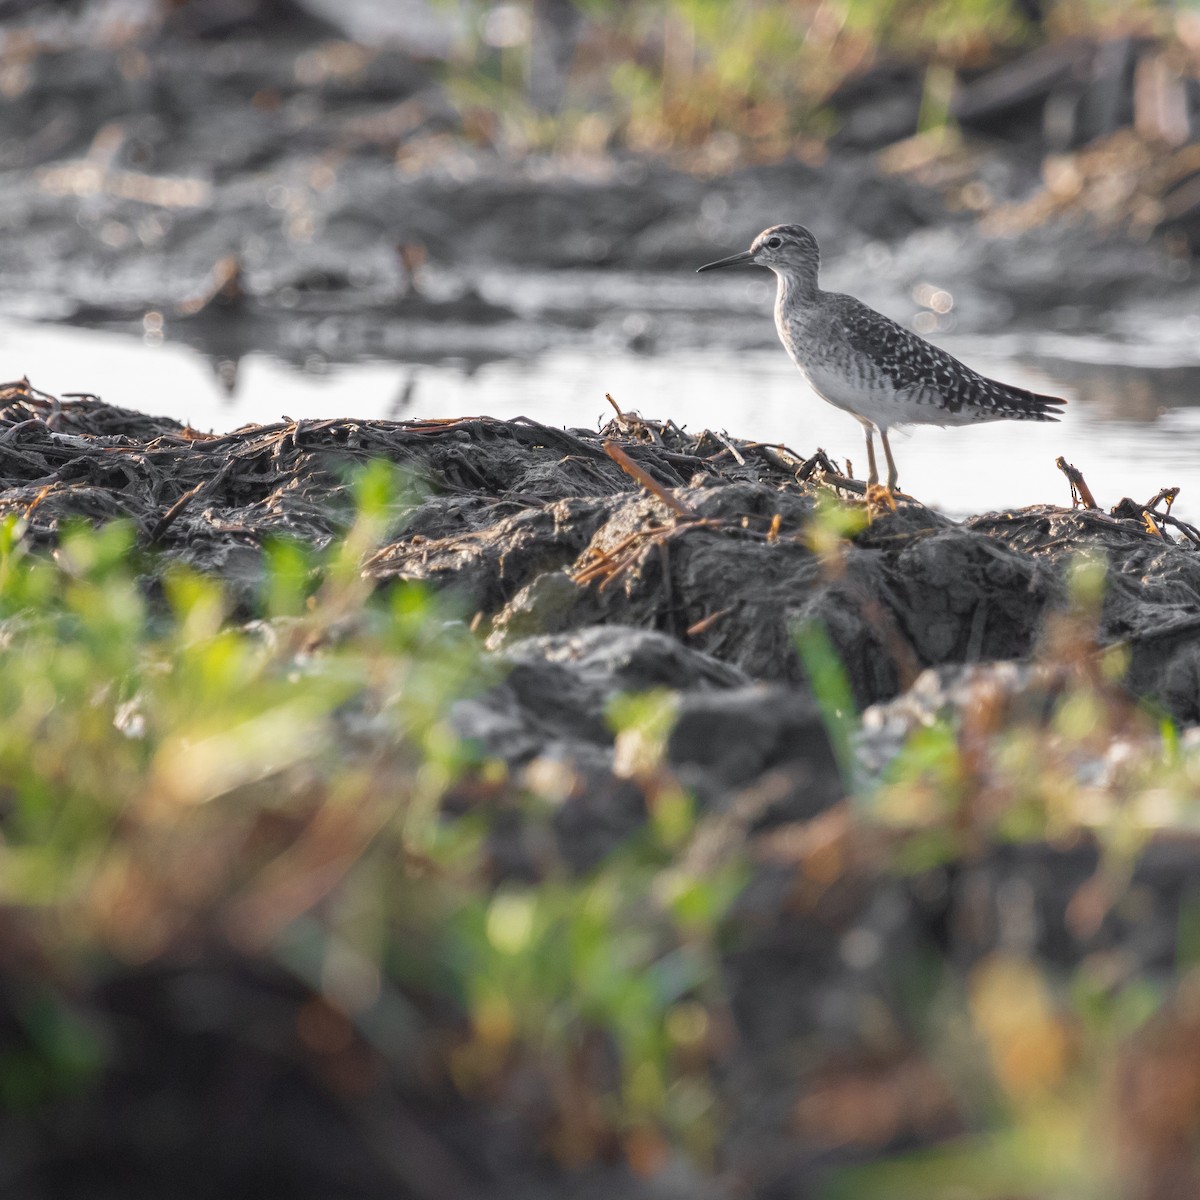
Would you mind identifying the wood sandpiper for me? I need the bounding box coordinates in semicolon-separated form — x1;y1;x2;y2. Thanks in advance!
698;224;1065;496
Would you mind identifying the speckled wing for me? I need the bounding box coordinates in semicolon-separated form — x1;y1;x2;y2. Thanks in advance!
832;295;1066;424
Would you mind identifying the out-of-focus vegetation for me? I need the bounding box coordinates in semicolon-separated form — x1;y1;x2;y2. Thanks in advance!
6;465;1200;1195
0;465;743;1163
439;0;1170;158
799;502;1200;1200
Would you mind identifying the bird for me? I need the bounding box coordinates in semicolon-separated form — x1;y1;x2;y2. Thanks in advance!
697;224;1065;498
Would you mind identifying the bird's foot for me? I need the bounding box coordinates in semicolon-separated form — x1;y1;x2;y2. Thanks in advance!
864;482;897;518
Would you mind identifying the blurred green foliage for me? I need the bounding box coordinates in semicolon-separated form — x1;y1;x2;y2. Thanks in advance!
0;462;746;1160
6;464;1200;1191
792;502;1200;1199
438;0;1097;156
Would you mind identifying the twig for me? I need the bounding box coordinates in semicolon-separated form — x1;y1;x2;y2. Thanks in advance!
22;482;57;519
1158;512;1200;548
791;450;871;498
571;530;650;586
1143;486;1179;515
687;607;731;637
572;519;724;593
149;458;237;543
603;440;697;518
1056;456;1099;510
713;429;745;466
797;448;840;482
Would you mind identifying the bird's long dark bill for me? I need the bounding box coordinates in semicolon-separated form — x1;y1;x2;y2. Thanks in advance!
696;249;755;272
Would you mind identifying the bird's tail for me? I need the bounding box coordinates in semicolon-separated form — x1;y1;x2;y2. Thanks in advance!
986;380;1067;422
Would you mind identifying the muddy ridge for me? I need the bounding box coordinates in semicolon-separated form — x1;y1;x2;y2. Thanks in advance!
4;376;1200;732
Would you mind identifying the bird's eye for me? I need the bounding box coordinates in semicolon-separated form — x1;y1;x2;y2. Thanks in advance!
766;236;782;249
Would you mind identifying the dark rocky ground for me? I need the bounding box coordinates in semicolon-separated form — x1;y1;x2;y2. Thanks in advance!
4;380;1200;1197
2;381;1190;720
4;382;1196;724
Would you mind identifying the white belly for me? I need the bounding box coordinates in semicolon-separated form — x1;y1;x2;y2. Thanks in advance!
795;358;988;431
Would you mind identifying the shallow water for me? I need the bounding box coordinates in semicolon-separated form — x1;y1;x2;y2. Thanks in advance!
2;312;1198;519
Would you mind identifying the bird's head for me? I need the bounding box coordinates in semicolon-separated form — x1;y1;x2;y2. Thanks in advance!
697;224;820;277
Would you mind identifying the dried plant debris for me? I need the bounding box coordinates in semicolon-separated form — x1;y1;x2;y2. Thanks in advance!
2;380;1200;724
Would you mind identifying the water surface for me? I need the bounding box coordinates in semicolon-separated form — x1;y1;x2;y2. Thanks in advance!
2;312;1196;520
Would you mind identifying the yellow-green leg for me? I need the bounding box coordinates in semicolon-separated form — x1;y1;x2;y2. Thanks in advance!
862;425;879;486
879;428;899;491
860;423;897;517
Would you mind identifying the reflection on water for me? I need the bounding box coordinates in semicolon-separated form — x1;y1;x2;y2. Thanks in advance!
1;317;1198;519
1022;358;1195;423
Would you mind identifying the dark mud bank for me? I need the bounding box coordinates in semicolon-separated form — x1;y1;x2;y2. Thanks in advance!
4;379;1200;747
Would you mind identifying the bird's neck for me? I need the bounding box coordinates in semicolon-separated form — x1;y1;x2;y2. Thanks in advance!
773;265;820;313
